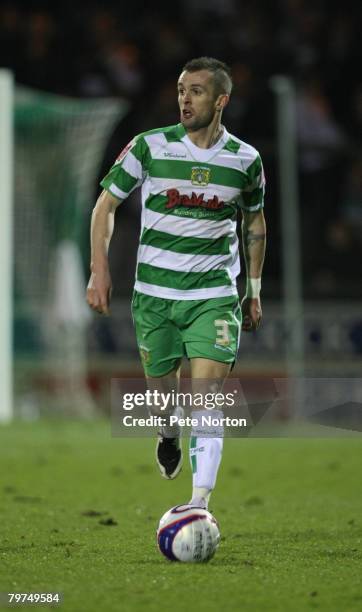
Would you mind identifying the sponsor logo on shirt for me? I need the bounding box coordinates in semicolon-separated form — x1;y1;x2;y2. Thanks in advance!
165;189;224;210
163;152;187;159
191;166;211;186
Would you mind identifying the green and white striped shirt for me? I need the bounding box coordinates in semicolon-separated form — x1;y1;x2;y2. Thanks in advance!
101;123;265;300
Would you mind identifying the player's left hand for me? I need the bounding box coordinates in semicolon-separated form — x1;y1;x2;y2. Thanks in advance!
241;296;262;332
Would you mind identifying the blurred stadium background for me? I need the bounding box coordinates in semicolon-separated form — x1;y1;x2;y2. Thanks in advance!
0;0;361;420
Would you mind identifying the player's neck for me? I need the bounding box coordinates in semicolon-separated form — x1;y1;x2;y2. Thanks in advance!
186;117;223;149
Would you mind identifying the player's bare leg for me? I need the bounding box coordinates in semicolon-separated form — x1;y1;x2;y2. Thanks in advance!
147;365;183;480
189;358;231;509
191;358;231;380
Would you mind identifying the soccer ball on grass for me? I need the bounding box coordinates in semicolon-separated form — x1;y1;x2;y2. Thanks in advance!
157;504;220;562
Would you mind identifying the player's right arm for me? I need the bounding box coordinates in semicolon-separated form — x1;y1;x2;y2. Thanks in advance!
86;189;121;315
86;134;148;313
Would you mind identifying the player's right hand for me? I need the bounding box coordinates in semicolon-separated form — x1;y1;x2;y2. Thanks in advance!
86;270;112;315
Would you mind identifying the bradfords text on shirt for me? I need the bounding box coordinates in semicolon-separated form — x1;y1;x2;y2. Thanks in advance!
165;189;225;210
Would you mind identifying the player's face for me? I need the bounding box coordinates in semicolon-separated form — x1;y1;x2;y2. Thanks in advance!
177;70;221;131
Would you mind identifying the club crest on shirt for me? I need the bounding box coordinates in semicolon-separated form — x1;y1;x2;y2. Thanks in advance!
191;166;211;186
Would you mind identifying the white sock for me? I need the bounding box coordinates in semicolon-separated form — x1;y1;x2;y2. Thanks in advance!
189;432;223;509
161;406;183;438
189;486;211;509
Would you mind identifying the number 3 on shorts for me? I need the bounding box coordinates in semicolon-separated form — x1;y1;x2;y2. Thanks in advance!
214;319;230;346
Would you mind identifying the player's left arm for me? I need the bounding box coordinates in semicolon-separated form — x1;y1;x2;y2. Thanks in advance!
241;209;266;331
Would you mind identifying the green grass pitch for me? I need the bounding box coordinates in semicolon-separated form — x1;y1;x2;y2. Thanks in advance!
1;420;362;612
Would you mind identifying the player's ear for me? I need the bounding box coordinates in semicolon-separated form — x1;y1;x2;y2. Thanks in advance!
215;94;229;112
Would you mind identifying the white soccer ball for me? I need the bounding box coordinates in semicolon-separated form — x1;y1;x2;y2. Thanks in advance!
157;504;220;562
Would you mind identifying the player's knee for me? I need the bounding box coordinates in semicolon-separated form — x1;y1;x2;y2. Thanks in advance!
148;400;173;418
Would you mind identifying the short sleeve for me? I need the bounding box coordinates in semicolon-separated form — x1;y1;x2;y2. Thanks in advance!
240;154;265;212
100;135;149;201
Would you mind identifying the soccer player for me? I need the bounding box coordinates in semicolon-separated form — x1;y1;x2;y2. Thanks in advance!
87;57;266;510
